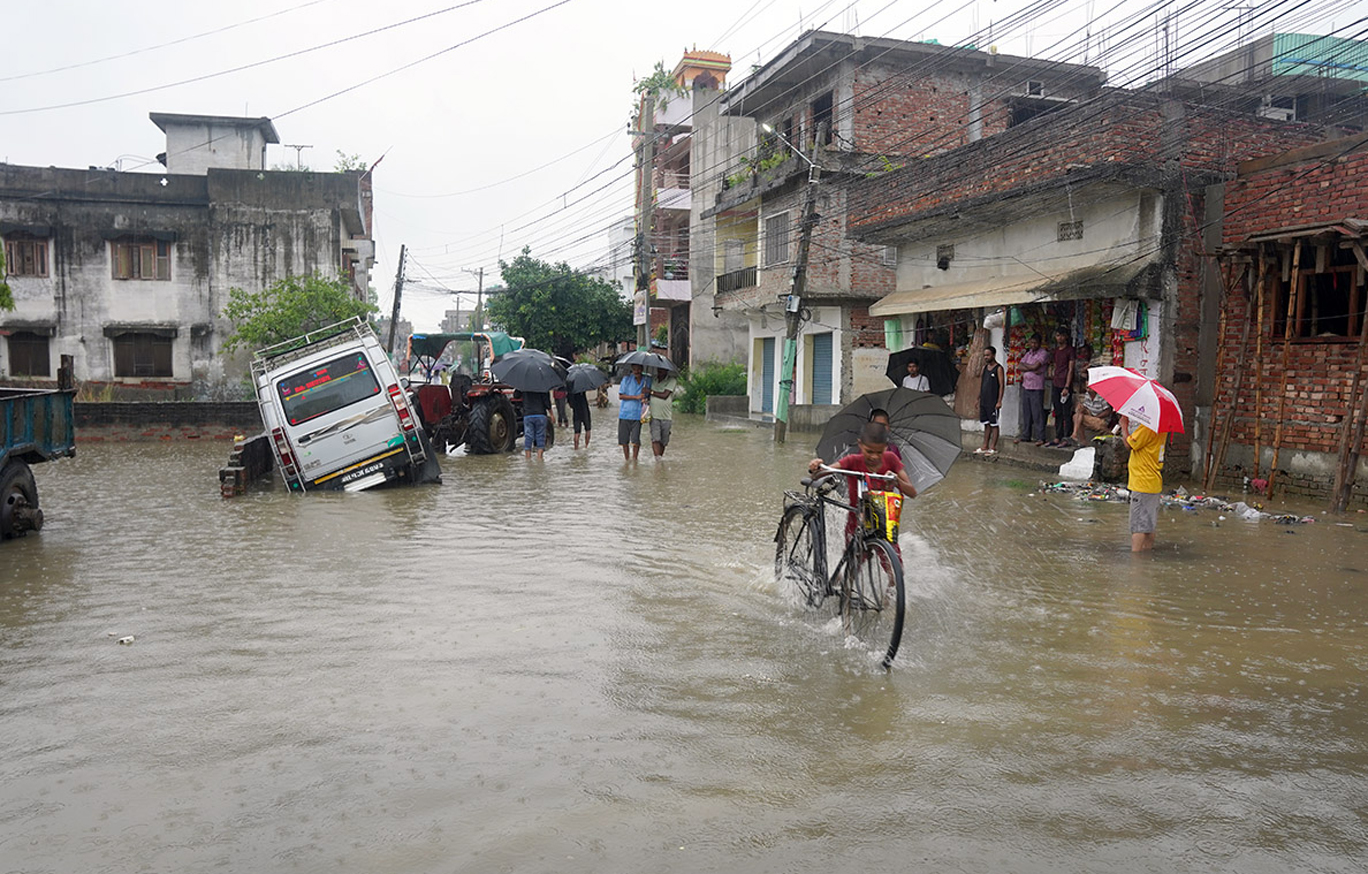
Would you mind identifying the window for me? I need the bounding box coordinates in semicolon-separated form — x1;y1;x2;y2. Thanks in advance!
113;332;173;377
7;331;50;377
764;212;790;266
1271;247;1364;340
111;238;170;280
1058;221;1084;241
883;246;898;268
811;92;834;146
277;351;381;425
4;235;48;277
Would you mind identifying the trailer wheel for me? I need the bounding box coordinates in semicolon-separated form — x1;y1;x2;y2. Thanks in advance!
0;460;42;539
467;394;517;454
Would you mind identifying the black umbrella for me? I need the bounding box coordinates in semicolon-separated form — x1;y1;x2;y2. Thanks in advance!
617;349;676;372
565;363;609;394
885;346;958;396
814;387;962;492
490;348;566;392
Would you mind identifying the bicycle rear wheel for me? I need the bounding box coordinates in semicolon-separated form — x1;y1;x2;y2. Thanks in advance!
775;505;827;609
840;537;906;668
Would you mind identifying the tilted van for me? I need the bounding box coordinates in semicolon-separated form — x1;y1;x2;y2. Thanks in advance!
253;318;441;492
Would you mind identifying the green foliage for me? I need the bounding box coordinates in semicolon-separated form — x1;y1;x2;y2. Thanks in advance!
0;246;12;311
221;273;377;354
676;361;747;414
487;248;633;359
653;325;669;346
633;61;685;111
334;151;366;172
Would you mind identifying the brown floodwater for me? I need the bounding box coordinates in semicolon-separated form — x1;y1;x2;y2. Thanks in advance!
2;418;1365;872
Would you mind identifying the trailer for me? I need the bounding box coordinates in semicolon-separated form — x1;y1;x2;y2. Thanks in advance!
1;358;76;539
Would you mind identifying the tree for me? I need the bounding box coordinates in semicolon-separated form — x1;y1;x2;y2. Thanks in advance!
0;246;12;311
334;151;366;172
487;248;633;358
221;273;377;354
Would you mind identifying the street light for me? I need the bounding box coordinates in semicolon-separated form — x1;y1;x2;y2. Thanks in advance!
757;122;822;443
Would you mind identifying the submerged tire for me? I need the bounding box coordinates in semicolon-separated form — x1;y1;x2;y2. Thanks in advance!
467;394;517;454
840;537;906;668
0;460;41;539
775;506;828;611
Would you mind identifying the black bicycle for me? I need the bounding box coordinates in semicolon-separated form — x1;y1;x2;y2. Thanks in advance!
774;466;907;668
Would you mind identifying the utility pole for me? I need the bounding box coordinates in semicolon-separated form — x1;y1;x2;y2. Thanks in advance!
387;244;406;355
633;94;657;350
463;266;484;330
774;173;820;443
282;143;312;170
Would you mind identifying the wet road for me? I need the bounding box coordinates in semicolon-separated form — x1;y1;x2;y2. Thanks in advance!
2;417;1366;872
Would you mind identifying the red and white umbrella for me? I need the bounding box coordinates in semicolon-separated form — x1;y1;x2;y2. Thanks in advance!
1087;366;1185;434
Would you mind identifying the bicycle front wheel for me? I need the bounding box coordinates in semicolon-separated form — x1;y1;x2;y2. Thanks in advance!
775;505;827;609
841;537;906;668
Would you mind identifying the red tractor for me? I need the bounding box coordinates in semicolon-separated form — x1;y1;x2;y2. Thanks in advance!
406;331;553;454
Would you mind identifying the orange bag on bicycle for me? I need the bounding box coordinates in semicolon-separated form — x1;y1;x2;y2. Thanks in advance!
860;490;902;542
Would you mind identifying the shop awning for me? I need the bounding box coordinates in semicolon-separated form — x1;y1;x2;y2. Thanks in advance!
869;260;1154;317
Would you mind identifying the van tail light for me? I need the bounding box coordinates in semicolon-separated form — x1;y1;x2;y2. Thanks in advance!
270;427;299;474
387;384;416;432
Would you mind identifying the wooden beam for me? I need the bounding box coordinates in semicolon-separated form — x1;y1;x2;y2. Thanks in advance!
1267;240;1304;500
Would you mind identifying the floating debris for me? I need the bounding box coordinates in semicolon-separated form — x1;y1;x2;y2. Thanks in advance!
1037;482;1315;523
117;636;135;645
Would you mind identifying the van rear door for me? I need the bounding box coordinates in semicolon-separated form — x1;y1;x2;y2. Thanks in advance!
274;349;405;485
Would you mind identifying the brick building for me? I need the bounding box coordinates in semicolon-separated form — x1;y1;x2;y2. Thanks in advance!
850;90;1330;471
1206;132;1368;503
701;30;1104;415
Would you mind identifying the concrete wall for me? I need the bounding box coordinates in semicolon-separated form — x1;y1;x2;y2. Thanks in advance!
164;122;268;175
75;401;261;441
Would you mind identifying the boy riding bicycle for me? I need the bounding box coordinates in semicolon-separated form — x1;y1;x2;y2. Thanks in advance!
807;422;918;542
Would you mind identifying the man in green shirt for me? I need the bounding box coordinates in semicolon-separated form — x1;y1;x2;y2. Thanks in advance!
648;366;679;458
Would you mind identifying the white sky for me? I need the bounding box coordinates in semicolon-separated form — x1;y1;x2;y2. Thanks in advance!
5;0;1367;329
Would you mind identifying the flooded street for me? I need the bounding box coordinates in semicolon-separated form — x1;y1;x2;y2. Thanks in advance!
3;417;1367;873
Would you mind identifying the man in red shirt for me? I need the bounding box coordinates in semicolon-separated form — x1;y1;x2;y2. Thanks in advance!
1047;327;1076;446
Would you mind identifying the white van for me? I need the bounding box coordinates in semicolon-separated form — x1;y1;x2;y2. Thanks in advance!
252;318;441;492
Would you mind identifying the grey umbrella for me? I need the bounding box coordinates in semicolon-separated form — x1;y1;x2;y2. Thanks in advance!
814;387;962;492
617;349;676;372
490;348;566;392
565;363;609;394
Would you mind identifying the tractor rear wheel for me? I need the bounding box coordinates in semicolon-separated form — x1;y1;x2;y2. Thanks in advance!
467;394;517;454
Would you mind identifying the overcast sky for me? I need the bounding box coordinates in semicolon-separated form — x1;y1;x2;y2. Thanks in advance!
5;0;1366;329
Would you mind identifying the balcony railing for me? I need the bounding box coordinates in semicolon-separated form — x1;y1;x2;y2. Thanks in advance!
656;256;688;280
716;265;757;293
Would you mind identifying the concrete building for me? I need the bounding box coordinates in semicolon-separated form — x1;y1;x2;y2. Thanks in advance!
0;113;374;398
702;31;1106;417
632;50;745;371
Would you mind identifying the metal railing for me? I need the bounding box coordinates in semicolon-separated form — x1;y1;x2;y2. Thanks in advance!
716;266;757;293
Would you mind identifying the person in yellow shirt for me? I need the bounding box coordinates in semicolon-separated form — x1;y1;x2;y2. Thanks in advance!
1122;415;1165;552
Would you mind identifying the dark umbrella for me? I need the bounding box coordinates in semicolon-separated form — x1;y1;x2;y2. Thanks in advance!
490;348;566;392
565;363;609;394
617;349;676;372
885;346;958;396
814;387;962;492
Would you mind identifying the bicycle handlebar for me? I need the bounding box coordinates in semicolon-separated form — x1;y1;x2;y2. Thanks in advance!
815;464;896;481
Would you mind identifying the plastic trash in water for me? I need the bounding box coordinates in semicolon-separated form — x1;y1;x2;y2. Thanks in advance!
1057;447;1096;480
117;636;135;645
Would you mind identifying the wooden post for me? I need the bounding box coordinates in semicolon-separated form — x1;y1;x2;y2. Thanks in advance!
1330;241;1368;512
1251;253;1269;480
1201;260;1237;490
1203;261;1250;492
1267;240;1304;500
